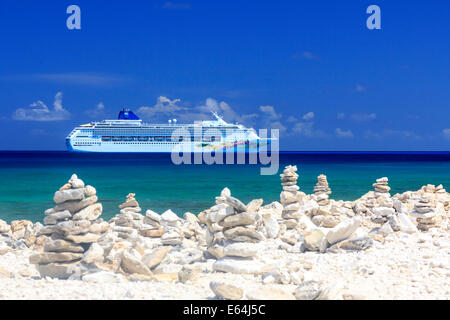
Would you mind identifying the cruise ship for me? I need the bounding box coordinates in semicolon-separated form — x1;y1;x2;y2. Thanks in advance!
66;109;272;153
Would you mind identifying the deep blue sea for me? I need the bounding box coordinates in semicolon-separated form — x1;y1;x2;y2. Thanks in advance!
0;151;450;223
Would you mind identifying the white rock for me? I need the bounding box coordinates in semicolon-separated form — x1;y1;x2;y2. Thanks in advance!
145;209;161;222
223;242;259;258
71;178;85;189
378;222;394;236
298;215;318;233
302;199;320;214
294;280;323;300
72;203;102;221
262;274;276;284
209;205;234;223
82;243;104;264
326;217;361;245
0;219;10;233
53;188;85;204
220;187;231;197
120;250;152;276
397;212;418;234
264;216;280;239
212;257;269;274
43;210;72;225
372;207;395;217
84;185;96;196
161;210;179;222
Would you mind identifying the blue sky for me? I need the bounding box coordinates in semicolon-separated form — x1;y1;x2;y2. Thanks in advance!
0;0;449;150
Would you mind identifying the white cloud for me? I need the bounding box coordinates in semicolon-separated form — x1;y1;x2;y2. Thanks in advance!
302;111;314;121
364;129;421;140
291;51;320;60
137;96;186;121
350;113;376;122
292;121;326;138
267;121;287;134
383;129;421;140
85;102;106;118
53;92;63;111
137;97;290;134
259;105;281;120
13;92;70;121
162;1;191;9
1;73;131;87
302;51;319;60
137;96;260;126
257;105;289;133
335;128;354;138
442;129;450;140
355;84;368;92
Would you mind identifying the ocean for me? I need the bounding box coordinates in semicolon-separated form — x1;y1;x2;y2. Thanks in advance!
0;151;449;223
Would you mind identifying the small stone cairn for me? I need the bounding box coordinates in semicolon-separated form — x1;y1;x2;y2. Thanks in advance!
373;177;391;197
159;209;184;245
204;188;268;275
413;196;438;231
110;193;143;240
30;174;108;279
280;165;304;229
314;174;331;206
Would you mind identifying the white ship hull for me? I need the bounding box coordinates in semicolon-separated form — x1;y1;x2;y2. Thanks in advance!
67;140;267;153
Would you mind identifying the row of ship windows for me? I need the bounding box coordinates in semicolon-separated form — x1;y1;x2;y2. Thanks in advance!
74;142;196;146
80;131;245;135
99;136;225;142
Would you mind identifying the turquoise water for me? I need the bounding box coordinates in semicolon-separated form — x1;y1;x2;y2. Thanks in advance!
0;152;449;223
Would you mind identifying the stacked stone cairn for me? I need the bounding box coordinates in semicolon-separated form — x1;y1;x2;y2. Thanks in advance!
204;188;268;275
280;165;304;230
160;210;184;246
419;184;449;211
369;177;396;224
373;177;391;197
314;174;331;206
110;193;143;240
413;196;438;231
30;174;108;279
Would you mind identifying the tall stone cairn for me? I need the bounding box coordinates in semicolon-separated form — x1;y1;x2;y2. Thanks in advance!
314;174;331;206
373;177;391;197
280;165;303;229
205;188;267;275
30;174;108;279
110;193;144;240
414;196;437;231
